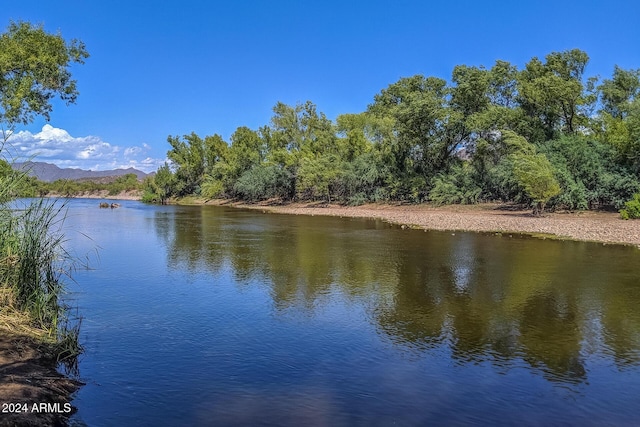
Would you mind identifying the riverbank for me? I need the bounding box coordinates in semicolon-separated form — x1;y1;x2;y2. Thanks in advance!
44;189;141;200
46;192;640;246
0;303;81;426
187;199;640;247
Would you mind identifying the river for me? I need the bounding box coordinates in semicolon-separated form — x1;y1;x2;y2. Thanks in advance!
57;198;640;426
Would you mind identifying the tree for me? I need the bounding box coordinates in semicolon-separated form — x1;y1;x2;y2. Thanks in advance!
297;154;343;202
597;67;640;170
502;131;560;215
154;163;176;204
518;49;593;140
0;21;88;144
599;66;640;120
166;132;227;196
368;75;468;200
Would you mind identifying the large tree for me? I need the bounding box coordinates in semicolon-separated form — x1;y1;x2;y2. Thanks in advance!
0;21;88;144
518;49;594;140
368;75;468;200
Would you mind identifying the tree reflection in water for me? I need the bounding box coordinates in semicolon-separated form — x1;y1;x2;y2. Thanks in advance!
155;205;640;386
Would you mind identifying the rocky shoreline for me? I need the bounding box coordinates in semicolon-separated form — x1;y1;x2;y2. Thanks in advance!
197;199;640;248
49;193;640;246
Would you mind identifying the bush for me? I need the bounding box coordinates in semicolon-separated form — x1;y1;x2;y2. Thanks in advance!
234;165;293;201
620;193;640;219
429;163;482;206
512;153;561;214
200;176;224;199
540;137;640;210
141;189;160;203
474;157;525;202
348;193;368;206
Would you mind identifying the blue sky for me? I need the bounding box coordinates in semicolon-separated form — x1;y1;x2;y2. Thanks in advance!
3;0;640;172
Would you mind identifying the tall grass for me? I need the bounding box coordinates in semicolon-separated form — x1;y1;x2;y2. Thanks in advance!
0;166;83;363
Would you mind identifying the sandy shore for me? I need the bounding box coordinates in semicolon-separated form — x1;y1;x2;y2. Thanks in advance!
198;200;640;248
46;189;142;200
51;192;640;246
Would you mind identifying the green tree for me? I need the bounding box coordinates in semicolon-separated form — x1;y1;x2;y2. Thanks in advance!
599;66;640;120
297;154;343;202
368;75;467;200
108;173;140;195
214;126;265;195
518;49;593;140
512;154;561;215
154;163;176;204
597;67;640;170
503;131;560;214
0;21;88;144
166;132;226;196
335;113;375;162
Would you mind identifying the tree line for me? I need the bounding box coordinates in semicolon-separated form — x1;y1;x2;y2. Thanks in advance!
0;169;144;198
138;51;640;216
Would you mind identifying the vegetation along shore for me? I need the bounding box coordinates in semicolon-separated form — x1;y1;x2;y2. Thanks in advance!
1;22;88;426
137;48;640;225
2;19;640;424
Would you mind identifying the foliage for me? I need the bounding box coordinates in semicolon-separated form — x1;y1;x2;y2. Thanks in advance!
518;49;595;140
368;75;466;188
200;175;224;199
147;49;639;217
539;136;640;210
297;154;343;201
599;66;640;119
512;153;561;215
0;20;87;361
620;194;640;219
430;162;482;205
0;21;88;133
233;164;293;201
501;131;560;214
107;173;139;195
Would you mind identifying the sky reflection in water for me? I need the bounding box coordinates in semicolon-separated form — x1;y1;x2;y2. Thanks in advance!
63;199;640;426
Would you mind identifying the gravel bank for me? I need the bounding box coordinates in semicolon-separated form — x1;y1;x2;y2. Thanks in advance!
205;200;640;248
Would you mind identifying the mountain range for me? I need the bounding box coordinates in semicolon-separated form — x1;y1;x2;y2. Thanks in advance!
12;161;149;182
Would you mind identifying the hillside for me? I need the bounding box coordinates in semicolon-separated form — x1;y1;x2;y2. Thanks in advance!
12;161;148;182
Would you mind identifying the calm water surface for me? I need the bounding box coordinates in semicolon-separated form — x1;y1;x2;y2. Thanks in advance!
58;198;640;426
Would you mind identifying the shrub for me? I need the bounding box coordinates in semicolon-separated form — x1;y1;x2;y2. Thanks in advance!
620;193;640;219
348;193;368;206
512;153;561;215
200;176;224;199
540;137;640;210
234;165;293;201
430;163;482;206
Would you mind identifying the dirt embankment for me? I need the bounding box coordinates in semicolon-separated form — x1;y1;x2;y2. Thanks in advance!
45;189;142;200
0;332;82;427
195;199;640;247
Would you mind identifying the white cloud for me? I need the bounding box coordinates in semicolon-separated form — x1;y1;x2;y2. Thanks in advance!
5;124;165;173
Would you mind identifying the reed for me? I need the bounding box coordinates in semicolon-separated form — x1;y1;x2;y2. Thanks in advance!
0;170;83;362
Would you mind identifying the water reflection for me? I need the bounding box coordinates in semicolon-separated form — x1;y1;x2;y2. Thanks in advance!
154;205;640;387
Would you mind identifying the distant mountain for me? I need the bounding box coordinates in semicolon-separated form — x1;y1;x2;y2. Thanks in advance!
12;161;148;182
